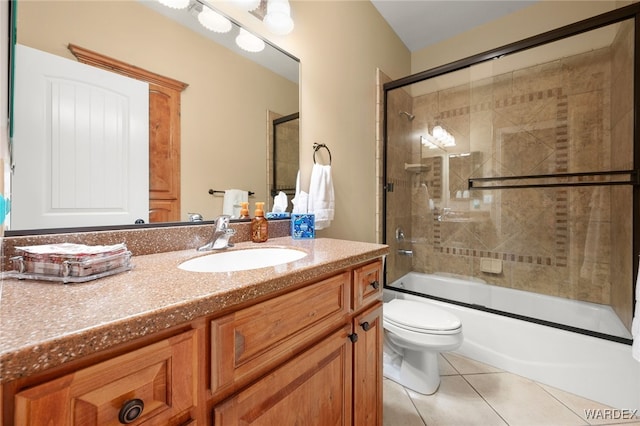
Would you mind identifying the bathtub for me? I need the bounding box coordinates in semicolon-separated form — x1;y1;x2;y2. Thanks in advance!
385;272;640;410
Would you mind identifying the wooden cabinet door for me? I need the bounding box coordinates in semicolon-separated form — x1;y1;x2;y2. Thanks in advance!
14;331;198;426
213;325;353;425
352;302;383;426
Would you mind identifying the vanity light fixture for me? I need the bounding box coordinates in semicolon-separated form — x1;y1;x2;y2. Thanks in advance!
157;0;275;54
157;0;190;9
263;0;294;35
236;28;266;52
231;0;261;11
198;5;233;33
421;125;456;150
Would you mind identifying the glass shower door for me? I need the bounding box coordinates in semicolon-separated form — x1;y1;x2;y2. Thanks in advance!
383;16;636;342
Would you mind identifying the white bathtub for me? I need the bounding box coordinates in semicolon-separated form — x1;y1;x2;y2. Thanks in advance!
385;272;640;410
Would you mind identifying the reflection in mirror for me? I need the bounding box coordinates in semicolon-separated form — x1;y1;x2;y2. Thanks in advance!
448;152;481;201
269;112;299;212
8;0;299;234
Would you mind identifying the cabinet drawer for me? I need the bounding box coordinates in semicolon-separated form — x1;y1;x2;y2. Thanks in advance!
14;330;198;426
211;272;350;395
352;260;383;311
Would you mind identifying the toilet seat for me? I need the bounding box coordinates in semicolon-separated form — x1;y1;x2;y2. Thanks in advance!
384;299;461;335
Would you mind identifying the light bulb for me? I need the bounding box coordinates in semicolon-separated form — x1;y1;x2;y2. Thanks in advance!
157;0;189;9
264;0;294;35
232;0;261;11
236;28;265;52
198;7;232;33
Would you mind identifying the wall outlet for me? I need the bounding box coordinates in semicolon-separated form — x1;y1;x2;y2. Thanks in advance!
480;257;502;274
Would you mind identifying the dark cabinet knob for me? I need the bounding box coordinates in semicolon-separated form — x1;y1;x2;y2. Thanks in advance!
134;219;145;224
361;321;371;331
370;280;379;289
348;333;358;343
118;398;144;424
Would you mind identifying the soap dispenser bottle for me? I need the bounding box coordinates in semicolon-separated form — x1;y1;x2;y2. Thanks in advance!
251;202;268;243
239;202;250;219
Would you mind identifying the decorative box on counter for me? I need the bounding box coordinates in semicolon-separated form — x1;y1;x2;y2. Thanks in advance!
291;214;315;239
9;243;132;284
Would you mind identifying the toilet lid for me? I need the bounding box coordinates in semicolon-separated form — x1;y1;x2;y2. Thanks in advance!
384;299;461;333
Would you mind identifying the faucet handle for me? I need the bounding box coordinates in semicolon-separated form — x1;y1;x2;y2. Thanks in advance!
215;214;231;229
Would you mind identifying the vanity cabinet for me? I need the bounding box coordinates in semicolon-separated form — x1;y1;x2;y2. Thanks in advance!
211;259;383;425
3;256;384;426
12;330;199;425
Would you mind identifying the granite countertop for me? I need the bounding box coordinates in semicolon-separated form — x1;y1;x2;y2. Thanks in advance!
0;237;388;384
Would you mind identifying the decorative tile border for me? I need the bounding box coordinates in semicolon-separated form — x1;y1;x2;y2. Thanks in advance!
432;87;570;267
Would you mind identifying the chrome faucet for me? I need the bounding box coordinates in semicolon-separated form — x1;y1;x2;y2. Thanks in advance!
197;215;236;251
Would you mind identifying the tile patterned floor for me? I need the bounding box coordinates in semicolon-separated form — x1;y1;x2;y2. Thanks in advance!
383;353;640;426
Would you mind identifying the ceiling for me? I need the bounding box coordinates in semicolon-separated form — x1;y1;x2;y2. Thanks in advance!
370;0;539;52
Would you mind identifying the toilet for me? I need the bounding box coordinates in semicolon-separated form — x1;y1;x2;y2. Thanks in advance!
383;298;463;395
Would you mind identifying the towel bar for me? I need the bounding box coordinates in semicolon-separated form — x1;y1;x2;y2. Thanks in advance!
208;189;255;196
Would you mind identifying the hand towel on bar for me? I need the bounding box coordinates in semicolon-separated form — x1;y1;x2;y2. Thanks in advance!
222;189;248;219
633;260;640;361
292;170;308;214
307;163;334;230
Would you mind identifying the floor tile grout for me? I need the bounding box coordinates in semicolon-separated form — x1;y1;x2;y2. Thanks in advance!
459;372;511;426
384;353;640;426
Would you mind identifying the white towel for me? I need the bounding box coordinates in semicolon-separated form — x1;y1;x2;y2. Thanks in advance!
307;163;334;230
633;260;640;361
291;170;308;214
222;189;248;219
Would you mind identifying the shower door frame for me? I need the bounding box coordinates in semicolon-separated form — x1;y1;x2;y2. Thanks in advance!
382;3;640;345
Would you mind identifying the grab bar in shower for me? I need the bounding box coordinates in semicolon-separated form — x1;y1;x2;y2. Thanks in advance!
468;169;639;190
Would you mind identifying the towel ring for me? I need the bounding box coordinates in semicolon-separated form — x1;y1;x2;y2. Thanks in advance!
313;143;332;165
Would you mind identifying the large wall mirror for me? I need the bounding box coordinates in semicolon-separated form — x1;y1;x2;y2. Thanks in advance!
7;0;299;234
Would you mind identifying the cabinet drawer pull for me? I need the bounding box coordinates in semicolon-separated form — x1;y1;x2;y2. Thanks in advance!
361;322;371;331
119;398;144;424
348;333;358;343
369;280;379;290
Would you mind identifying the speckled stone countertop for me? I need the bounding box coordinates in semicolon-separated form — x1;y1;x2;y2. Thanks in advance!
0;237;388;384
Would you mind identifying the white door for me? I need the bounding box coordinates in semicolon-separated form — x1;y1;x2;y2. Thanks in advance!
11;44;149;230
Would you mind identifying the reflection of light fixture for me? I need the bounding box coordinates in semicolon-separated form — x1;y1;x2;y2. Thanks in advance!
231;0;261;11
157;0;190;9
198;6;232;33
421;125;456;150
236;28;266;52
264;0;294;35
158;0;290;54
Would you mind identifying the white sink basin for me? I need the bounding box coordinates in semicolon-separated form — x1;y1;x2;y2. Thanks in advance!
178;247;307;272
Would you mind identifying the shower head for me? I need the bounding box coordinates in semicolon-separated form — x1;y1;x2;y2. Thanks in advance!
399;111;415;121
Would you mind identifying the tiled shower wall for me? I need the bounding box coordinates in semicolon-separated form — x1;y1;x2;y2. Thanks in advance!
385;22;634;331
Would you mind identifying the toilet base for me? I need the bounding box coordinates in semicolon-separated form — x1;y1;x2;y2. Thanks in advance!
383;347;441;395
